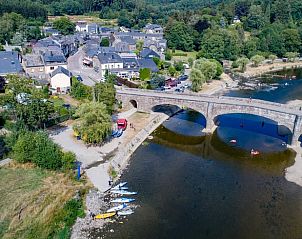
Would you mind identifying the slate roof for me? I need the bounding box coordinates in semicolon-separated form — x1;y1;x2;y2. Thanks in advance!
87;23;99;33
43;51;66;64
138;59;159;72
97;52;123;64
0;51;23;75
144;24;162;30
24;54;44;67
140;48;160;59
50;66;72;78
119;36;136;45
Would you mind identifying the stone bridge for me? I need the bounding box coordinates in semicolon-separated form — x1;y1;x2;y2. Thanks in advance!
116;88;302;146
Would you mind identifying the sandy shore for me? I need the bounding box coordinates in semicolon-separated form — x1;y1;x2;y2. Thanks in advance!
241;61;302;78
198;73;236;95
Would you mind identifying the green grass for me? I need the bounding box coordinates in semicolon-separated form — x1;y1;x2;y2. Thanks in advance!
49;97;65;107
172;50;197;62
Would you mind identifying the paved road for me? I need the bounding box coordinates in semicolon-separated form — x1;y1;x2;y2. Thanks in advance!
68;48;100;86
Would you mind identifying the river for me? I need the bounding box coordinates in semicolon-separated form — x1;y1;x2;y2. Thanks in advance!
93;69;302;239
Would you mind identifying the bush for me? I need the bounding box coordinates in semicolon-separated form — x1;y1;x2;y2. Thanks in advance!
12;131;75;170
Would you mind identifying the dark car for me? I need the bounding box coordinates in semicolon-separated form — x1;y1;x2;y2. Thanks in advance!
76;75;83;82
178;75;188;81
155;87;165;91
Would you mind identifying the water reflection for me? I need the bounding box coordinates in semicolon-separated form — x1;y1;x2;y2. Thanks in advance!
95;110;301;239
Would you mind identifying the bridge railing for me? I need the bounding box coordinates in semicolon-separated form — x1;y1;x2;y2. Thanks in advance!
116;88;301;113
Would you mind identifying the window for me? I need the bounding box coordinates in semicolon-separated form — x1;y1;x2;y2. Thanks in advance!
50;66;55;70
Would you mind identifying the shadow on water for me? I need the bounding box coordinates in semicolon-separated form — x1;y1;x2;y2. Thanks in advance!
93;108;302;239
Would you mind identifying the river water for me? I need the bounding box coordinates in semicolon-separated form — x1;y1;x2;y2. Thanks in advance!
94;69;302;239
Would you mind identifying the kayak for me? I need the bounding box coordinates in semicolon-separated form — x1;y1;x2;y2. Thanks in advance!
111;197;135;203
230;139;237;144
112;182;127;190
118;209;134;216
107;203;127;213
111;190;137;195
251;149;260;155
95;212;116;219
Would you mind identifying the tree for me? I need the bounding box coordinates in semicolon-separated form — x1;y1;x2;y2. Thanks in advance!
168;66;176;77
93;81;116;114
282;29;301;53
53;17;75;35
236;57;249;72
188;57;194;68
199;29;225;60
194;59;217;81
268;54;277;63
244;5;266;30
285;52;299;62
165;51;172;61
174;61;184;72
70;77;91;100
209;59;223;79
139;68;151;80
190;69;206;92
73;102;112;144
165;21;194;51
150;74;165;89
100;37;110;47
250;54;265;67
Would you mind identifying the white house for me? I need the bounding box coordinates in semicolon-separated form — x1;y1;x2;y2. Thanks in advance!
75;21;88;32
96;52;124;78
50;66;72;94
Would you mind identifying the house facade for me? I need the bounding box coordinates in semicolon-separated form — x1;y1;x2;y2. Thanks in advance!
50;66;72;94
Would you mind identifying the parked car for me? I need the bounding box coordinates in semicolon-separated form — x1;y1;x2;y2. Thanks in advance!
175;88;184;93
178;75;188;81
76;75;83;82
155;87;165;91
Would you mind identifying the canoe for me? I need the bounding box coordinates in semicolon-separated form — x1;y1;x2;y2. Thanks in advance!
112;182;127;190
111;190;137;195
95;212;116;219
107;203;127;213
118;209;134;216
111;198;135;203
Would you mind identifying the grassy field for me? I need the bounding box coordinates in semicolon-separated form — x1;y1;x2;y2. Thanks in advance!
171;50;197;62
48;15;117;27
0;163;88;239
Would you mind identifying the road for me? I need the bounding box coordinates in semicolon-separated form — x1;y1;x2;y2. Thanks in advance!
67;48;100;86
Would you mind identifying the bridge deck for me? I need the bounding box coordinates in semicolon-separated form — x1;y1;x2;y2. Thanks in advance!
116;88;302;117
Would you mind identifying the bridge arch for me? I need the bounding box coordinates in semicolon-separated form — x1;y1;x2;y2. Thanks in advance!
129;99;138;108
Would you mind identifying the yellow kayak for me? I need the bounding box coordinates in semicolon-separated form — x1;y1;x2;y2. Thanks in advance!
95;212;116;219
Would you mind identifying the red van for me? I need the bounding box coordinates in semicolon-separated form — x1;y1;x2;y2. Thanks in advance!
117;119;128;131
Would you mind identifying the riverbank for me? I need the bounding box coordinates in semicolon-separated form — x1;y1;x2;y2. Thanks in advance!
286;146;302;187
241;61;302;78
198;73;237;95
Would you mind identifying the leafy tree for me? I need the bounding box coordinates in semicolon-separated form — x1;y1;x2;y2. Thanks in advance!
168;65;177;77
209;59;223;78
165;21;194;51
250;54;265;66
150;74;165;89
244;5;266;30
188;57;194;68
194;59;217;81
12;130;36;163
236;57;249;72
282;29;301;53
165;51;172;61
93;81;116;114
73;102;112;144
190;69;205;92
53;17;75;35
199;29;225;60
70;77;91;100
139;68;151;80
174;61;184;72
243;37;259;58
268;54;277;63
285;52;299;62
100;37;110;47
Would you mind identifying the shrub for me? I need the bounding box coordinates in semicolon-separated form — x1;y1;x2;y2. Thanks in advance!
12;131;36;163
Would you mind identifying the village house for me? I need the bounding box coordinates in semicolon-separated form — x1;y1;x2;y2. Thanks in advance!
143;24;164;34
50;66;72;94
0;51;23;76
